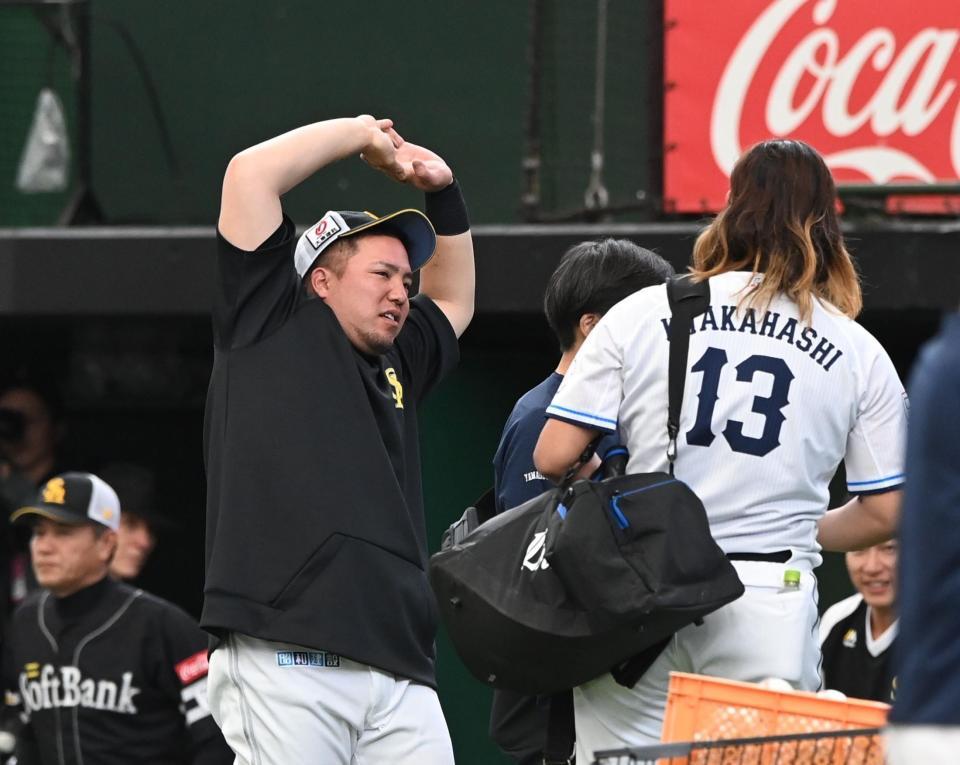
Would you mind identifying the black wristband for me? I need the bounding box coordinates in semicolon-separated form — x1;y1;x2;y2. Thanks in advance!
425;178;470;236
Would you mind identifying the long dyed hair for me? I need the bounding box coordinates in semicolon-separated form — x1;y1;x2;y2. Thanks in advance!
691;139;861;322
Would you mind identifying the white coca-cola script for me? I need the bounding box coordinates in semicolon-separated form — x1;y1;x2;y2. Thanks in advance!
710;0;960;181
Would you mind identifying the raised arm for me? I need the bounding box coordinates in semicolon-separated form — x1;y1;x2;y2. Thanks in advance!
218;116;403;251
419;223;474;338
377;136;474;337
219;117;475;335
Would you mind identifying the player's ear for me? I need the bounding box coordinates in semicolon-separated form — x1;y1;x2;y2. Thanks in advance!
96;529;119;566
579;312;601;338
309;265;333;299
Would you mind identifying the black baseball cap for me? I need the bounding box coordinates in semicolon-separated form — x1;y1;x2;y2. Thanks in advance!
294;209;437;278
11;472;120;531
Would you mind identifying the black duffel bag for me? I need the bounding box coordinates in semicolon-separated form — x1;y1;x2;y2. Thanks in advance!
429;275;744;695
430;471;742;694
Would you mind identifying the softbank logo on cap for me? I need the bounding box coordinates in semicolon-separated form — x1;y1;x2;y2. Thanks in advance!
42;478;66;505
11;472;121;532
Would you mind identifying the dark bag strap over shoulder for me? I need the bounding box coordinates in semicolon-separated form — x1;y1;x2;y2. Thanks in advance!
665;274;711;475
542;276;712;761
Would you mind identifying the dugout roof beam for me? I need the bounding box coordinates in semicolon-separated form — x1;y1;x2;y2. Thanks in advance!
0;221;957;315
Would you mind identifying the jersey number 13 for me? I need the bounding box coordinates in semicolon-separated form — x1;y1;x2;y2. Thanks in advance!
686;347;795;457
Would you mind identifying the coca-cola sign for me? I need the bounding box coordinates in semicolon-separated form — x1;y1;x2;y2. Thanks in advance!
663;0;960;212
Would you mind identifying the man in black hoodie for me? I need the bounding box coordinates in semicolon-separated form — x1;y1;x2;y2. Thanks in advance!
202;116;474;765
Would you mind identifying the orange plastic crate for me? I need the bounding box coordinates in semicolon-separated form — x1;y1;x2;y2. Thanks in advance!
660;672;888;765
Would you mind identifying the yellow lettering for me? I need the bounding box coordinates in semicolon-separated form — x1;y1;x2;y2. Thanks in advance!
384;368;404;409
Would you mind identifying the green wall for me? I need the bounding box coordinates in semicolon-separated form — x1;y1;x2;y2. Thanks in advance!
421;345;556;764
2;1;660;226
0;6;77;225
88;1;532;225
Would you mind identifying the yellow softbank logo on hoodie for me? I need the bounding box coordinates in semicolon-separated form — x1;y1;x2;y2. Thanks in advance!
385;368;404;409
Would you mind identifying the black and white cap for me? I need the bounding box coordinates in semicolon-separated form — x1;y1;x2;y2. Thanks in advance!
293;209;437;279
11;472;120;531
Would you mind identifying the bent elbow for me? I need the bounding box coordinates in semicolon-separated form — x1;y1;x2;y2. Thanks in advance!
461;298;476;331
222;151;258;194
876;490;902;539
859;489;903;547
533;443;564;485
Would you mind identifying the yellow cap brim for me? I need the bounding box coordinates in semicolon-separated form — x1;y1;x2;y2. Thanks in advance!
341;209;437;271
9;505;86;526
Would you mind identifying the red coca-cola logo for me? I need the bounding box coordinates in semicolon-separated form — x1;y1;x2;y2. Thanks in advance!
664;0;960;211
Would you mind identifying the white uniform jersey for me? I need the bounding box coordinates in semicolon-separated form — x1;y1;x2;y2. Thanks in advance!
547;272;906;560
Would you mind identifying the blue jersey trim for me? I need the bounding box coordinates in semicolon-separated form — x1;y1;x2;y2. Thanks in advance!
853;483;904;497
545;405;617;427
545;412;617;433
847;473;905;487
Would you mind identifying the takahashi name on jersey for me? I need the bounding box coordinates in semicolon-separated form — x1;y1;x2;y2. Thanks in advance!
662;303;845;371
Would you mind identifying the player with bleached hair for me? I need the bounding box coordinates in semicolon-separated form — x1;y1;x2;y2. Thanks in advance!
535;139;905;759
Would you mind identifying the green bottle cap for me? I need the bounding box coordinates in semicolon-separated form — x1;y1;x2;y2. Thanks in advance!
783;569;801;587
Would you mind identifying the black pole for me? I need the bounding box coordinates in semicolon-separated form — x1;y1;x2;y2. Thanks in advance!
58;0;103;225
520;0;544;221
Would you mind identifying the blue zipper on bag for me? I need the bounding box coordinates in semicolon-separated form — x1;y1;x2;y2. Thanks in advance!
608;478;681;530
609;496;629;529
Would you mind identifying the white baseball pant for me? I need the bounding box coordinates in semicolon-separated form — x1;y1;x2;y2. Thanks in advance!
574;560;821;763
886;726;960;764
207;632;454;765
